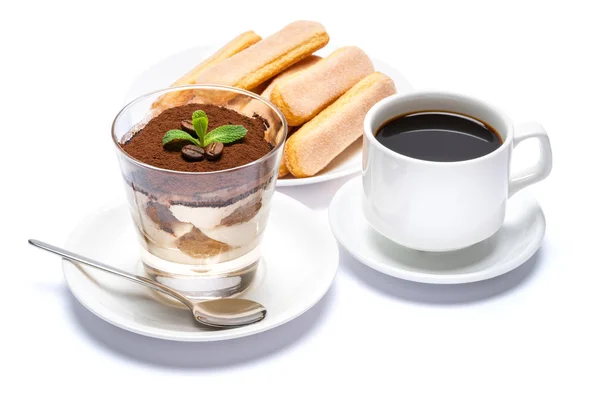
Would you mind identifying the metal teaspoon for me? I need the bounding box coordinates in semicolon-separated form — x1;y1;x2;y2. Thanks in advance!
28;239;266;328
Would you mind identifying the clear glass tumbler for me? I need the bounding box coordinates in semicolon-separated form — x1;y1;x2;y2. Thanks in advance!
112;85;287;299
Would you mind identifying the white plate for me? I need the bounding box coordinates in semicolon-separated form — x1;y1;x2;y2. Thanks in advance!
125;44;413;187
63;192;338;341
329;177;546;284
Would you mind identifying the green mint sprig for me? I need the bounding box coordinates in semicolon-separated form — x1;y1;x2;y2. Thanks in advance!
204;125;248;144
192;110;208;144
162;109;247;150
162;130;200;150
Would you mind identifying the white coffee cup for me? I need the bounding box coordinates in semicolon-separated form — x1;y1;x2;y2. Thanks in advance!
362;91;552;252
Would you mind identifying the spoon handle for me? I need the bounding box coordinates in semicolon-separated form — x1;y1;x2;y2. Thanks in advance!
28;239;193;308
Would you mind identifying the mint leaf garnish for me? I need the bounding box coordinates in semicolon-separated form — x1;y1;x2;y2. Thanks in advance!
192;110;208;145
204;125;248;145
161;110;247;152
162;129;200;151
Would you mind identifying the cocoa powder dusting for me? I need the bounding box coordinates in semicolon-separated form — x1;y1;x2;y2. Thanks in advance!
121;104;272;172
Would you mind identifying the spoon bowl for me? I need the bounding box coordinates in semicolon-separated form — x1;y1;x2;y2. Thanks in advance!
193;298;266;327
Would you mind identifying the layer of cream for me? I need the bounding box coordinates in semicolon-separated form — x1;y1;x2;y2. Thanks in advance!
169;190;263;231
125;186;270;266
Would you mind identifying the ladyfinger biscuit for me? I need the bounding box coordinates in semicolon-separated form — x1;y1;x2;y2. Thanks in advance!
271;46;374;126
194;21;329;92
279;154;290;177
260;56;322;100
152;31;262;110
276;126;300;178
285;72;396;178
241;55;322;142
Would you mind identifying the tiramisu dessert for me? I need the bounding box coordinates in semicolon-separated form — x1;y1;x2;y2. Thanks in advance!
116;97;286;299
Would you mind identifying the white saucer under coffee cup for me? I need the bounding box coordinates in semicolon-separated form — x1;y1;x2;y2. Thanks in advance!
362;91;553;252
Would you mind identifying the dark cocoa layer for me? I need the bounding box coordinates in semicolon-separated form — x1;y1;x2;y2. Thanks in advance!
121;104;273;172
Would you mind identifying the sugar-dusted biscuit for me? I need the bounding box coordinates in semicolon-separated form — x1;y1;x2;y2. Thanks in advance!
271;46;374;126
279;155;290;177
285;72;396;178
242;55;322;143
194;21;329;92
276;126;301;178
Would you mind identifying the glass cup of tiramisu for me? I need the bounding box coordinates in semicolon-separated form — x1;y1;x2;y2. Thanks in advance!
112;85;287;299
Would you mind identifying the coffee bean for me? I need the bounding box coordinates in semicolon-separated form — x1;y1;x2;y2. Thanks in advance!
205;142;224;160
181;120;195;135
181;145;205;162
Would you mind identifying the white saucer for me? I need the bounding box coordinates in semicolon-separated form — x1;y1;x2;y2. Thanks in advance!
125;44;413;187
62;192;338;341
329;177;546;284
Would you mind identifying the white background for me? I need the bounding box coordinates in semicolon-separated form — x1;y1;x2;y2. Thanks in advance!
3;0;599;398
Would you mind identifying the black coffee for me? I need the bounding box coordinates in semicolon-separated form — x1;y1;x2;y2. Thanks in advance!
375;112;502;162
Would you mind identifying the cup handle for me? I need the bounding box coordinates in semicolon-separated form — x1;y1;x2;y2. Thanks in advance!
508;122;553;198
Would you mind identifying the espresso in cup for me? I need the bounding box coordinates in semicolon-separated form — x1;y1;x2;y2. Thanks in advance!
375;112;502;162
362;91;552;252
